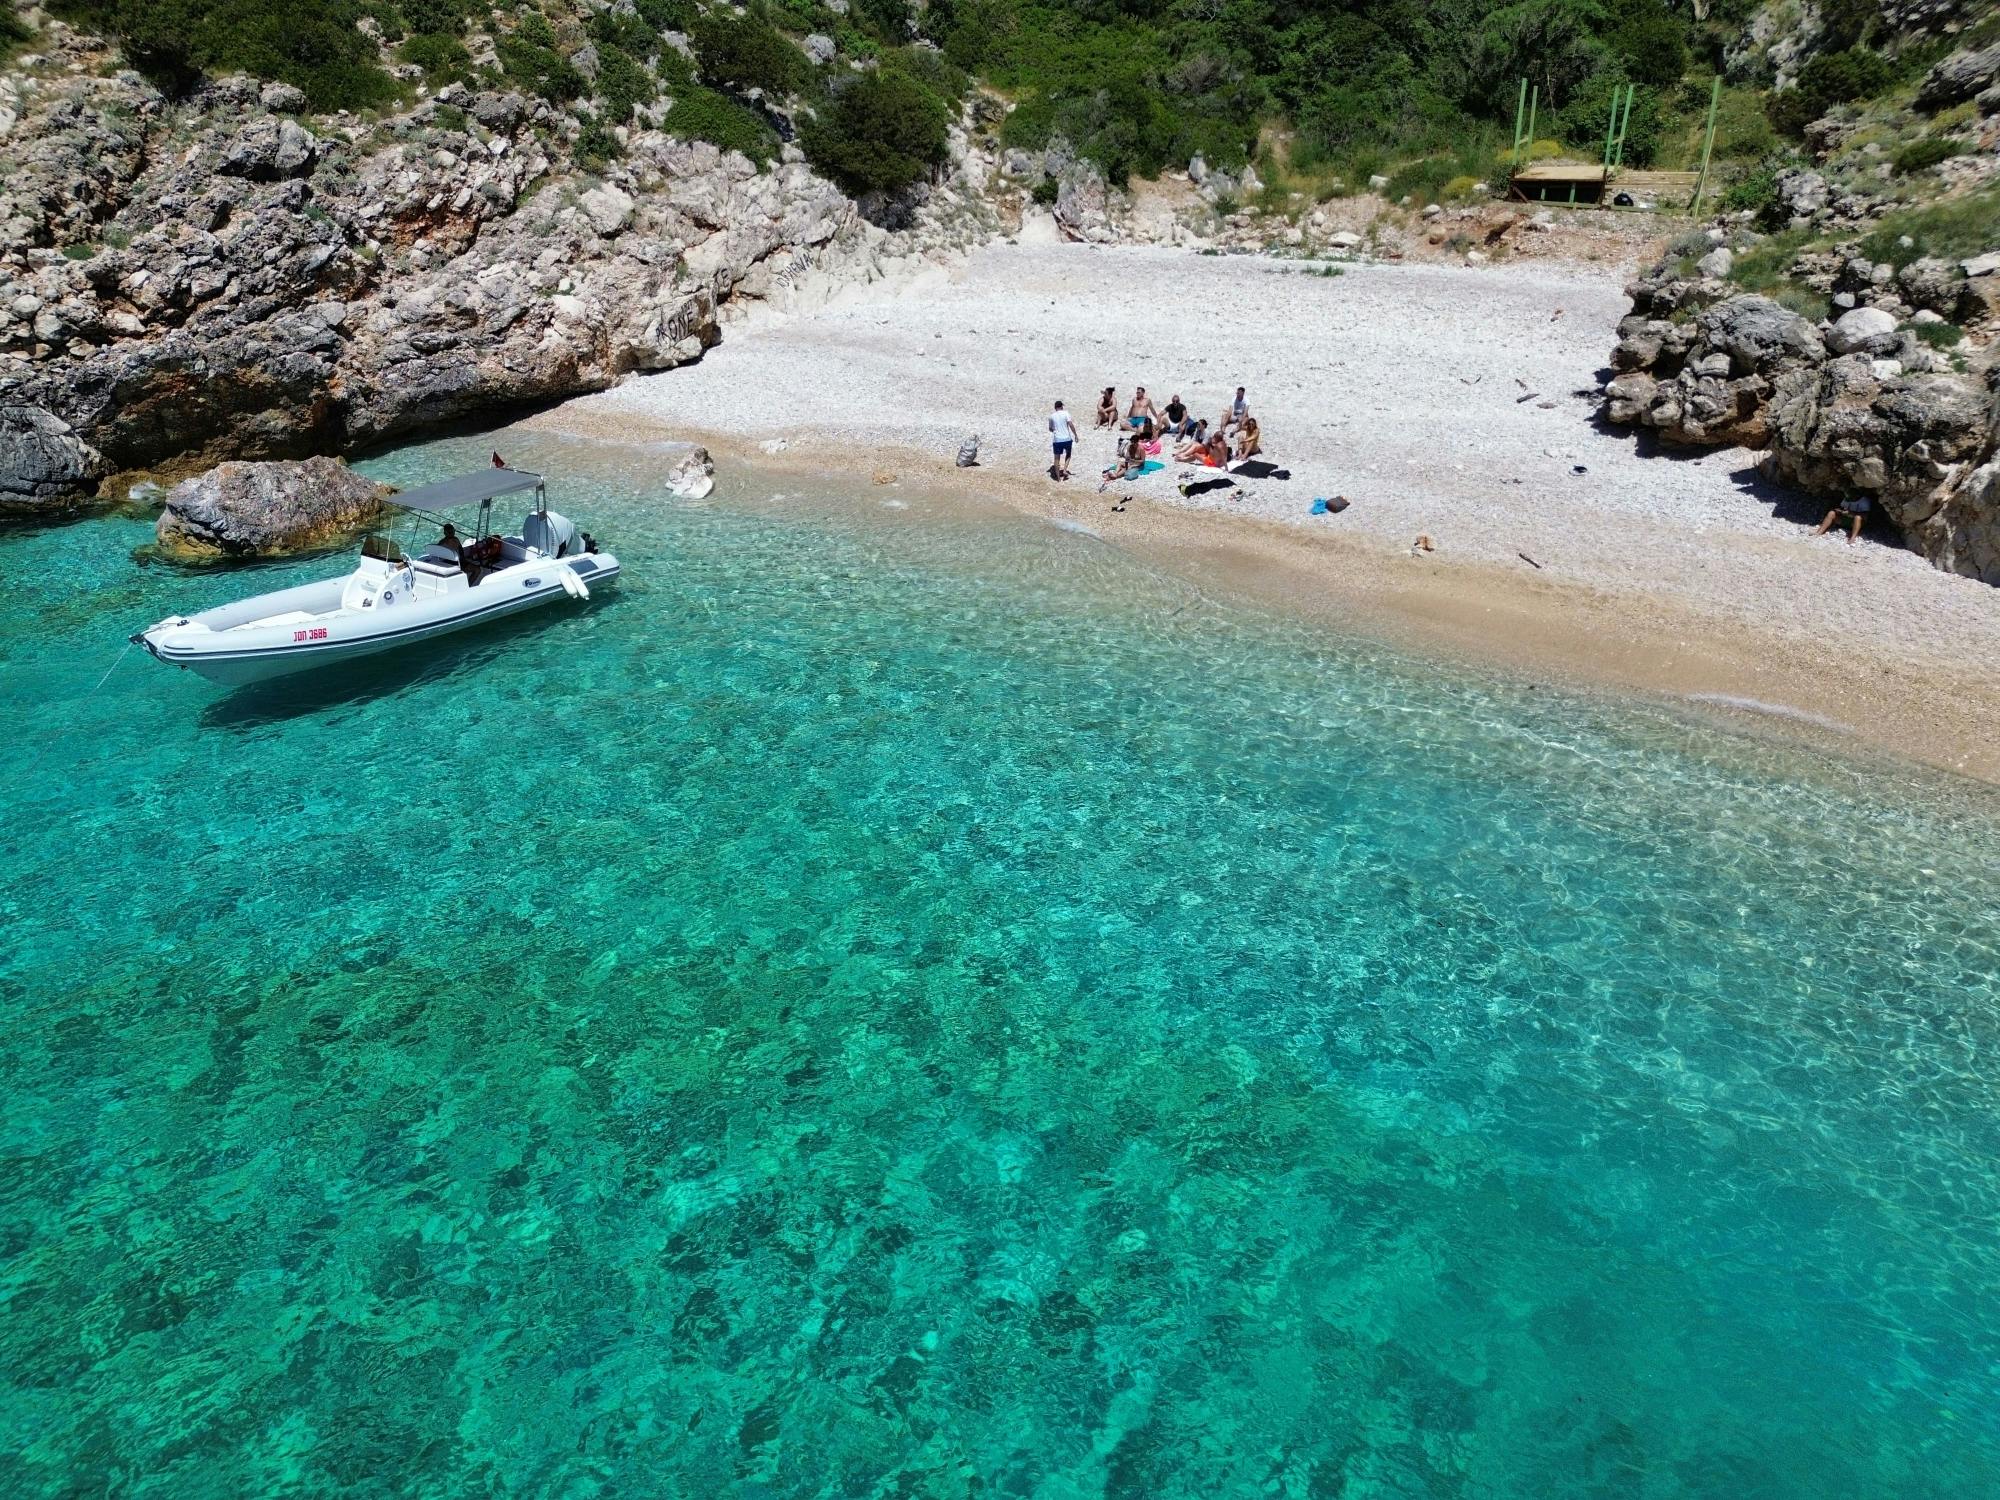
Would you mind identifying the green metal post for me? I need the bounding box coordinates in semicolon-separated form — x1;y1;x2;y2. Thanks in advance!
1512;78;1529;169
1690;75;1723;217
1609;84;1635;170
1602;88;1619;169
1526;85;1539;154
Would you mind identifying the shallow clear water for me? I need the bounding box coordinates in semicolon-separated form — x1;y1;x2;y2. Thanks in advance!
4;429;1999;1498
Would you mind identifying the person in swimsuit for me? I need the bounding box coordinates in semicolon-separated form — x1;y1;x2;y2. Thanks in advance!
1095;387;1118;427
1233;417;1262;461
1126;388;1158;430
1048;399;1077;480
1173;419;1211;462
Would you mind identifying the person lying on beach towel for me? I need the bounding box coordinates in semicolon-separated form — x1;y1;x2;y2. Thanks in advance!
1172;420;1210;461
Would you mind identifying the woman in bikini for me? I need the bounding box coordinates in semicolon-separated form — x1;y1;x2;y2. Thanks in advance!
1233;417;1262;461
1095;387;1118;428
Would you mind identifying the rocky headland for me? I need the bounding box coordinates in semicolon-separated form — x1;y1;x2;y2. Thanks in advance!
0;23;982;519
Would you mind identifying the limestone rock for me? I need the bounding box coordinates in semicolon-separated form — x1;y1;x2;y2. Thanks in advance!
665;445;716;499
1826;306;1900;356
802;34;836;66
579;184;635;237
1917;44;2000;111
1763;363;1998;583
0;405;107;514
1696;247;1733;279
157;457;388;556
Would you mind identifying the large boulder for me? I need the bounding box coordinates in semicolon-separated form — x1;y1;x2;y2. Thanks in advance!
1825;305;1900;356
156;457;388;557
0;405;107;514
1916;44;2000;111
1763;363;1998;582
1698;295;1825;373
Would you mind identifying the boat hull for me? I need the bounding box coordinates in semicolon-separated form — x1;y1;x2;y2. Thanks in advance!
139;553;619;686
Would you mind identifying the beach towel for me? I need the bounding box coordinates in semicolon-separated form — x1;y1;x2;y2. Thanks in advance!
1180;475;1235;497
1231;459;1291;480
1123;459;1165;479
1144;439;1162;456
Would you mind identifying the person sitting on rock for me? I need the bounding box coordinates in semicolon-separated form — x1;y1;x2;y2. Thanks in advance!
1813;494;1871;545
1095;387;1118;428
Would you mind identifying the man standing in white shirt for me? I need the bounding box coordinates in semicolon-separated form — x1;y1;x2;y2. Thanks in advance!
1048;399;1077;481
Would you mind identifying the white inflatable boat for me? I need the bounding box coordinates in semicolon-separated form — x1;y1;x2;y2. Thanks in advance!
134;467;620;686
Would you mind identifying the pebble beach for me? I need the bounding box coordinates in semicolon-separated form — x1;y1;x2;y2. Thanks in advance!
562;241;2000;780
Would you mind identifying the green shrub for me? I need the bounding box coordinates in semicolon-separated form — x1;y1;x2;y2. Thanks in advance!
1767;48;1894;136
1721;153;1789;225
573;111;622;168
692;11;807;98
1;3;33;60
802;59;950;194
399;0;476;34
665;86;778;164
51;0;401;109
497;24;584;104
596;43;656;123
635;0;695;32
1859;187;2000;267
399;32;470;82
1610;0;1691;88
1910;320;1965;349
515;10;556;49
589;8;658;60
1030;174;1058;206
1892;137;1967;175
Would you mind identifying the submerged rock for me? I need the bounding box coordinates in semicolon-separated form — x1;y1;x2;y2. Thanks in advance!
156;457;388;557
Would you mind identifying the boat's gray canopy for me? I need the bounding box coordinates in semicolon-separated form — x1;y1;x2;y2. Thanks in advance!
389;468;544;512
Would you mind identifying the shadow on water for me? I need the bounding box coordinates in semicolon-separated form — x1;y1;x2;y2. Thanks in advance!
197;592;623;732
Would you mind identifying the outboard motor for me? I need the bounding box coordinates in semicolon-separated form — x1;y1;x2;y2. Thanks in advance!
522;508;578;558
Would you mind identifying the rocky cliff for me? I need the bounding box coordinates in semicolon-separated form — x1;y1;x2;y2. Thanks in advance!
0;22;954;515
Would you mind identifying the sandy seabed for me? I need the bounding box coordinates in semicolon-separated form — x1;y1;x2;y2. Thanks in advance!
541;241;2000;783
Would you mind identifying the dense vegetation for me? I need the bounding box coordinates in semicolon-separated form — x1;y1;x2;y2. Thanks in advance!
23;0;1993;222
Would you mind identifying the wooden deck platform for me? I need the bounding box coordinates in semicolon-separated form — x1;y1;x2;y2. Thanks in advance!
1507;163;1702;207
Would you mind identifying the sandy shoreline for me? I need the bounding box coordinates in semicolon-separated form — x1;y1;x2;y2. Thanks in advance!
536;242;2000;783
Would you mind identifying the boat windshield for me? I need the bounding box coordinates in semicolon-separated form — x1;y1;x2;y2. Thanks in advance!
360;533;405;563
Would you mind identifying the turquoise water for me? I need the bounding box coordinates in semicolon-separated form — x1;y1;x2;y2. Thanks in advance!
4;429;1999;1498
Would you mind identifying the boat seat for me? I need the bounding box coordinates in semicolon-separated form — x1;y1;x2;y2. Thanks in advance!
410;553;460;576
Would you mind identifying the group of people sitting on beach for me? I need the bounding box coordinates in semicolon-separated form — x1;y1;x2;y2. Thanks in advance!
1045;384;1264;489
